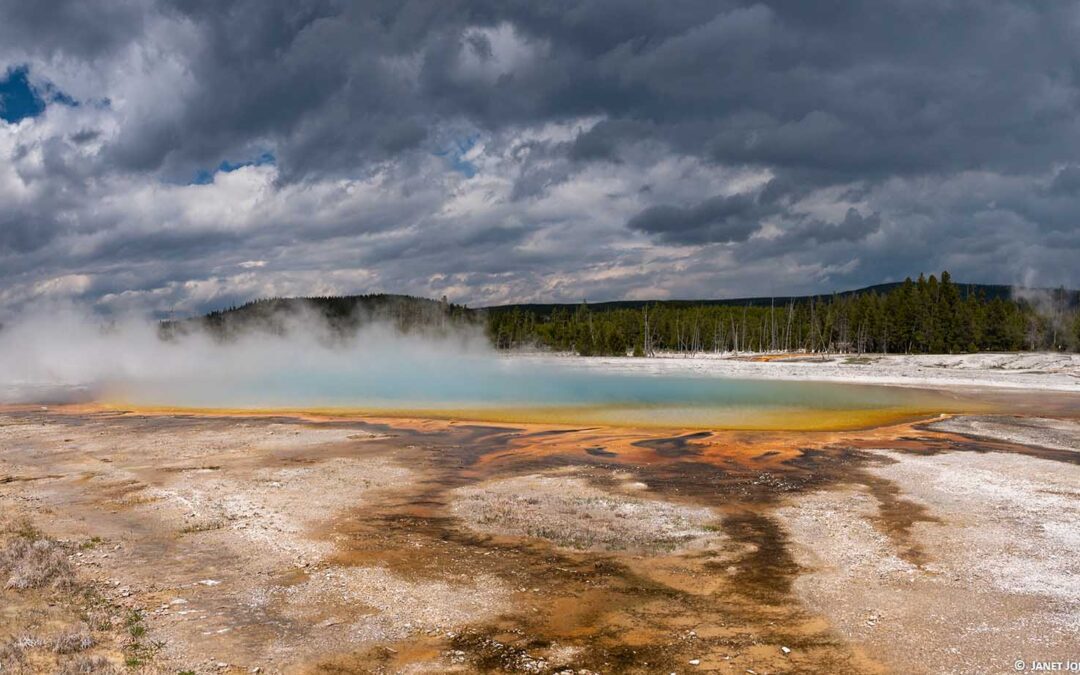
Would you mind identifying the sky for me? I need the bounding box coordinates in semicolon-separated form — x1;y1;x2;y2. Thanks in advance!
1;0;1079;318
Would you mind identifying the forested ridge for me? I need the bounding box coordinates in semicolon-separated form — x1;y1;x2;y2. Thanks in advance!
161;294;476;340
178;273;1080;355
487;273;1080;355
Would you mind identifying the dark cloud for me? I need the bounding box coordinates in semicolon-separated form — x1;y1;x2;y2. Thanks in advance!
626;193;767;244
1050;165;1080;196
68;129;101;144
0;0;145;60
0;0;1078;314
736;208;882;262
0;208;60;254
14;0;1079;183
790;209;881;245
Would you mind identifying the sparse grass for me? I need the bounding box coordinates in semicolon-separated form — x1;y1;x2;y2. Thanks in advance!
0;516;145;675
178;519;225;535
843;356;878;365
125;610;146;639
0;636;44;674
79;587;118;631
0;520;78;591
79;536;104;550
53;627;95;654
122;609;163;668
11;518;42;540
0;637;29;672
57;655;120;674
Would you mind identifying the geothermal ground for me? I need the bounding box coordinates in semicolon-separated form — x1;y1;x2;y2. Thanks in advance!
525;351;1080;392
0;388;1078;673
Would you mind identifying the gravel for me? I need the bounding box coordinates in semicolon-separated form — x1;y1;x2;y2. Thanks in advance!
776;446;1080;674
928;415;1080;452
512;351;1080;391
450;473;723;553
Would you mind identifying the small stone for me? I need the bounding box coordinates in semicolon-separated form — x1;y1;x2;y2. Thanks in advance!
781;646;791;655
689;659;701;666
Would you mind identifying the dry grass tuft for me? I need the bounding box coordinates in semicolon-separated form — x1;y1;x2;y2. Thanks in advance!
1;535;78;590
0;639;27;671
52;628;95;654
178;519;225;535
0;635;43;673
56;655;120;674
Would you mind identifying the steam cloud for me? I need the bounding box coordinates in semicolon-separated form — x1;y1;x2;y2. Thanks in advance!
0;303;500;408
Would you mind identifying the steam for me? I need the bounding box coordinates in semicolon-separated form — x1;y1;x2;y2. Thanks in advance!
0;303;498;407
1011;274;1079;351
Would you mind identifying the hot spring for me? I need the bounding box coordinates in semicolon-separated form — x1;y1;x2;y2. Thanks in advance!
0;312;986;430
103;355;980;430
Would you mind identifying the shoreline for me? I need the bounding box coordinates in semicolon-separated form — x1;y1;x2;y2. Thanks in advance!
504;350;1080;393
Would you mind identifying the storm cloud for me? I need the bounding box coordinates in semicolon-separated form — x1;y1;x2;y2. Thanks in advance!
1;0;1078;317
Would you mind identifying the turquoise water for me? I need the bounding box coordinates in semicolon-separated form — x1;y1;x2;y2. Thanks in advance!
108;355;962;427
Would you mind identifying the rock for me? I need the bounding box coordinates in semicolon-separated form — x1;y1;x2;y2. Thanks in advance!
689;659;701;666
781;646;791;655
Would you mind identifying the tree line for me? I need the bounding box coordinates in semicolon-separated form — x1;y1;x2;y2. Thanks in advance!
170;275;1080;355
485;273;1080;356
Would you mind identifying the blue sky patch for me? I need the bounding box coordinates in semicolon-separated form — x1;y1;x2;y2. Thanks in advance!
43;83;79;108
0;65;78;123
0;65;45;123
434;134;480;178
191;151;276;185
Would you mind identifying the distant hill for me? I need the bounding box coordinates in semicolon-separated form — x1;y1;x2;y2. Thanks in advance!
161;293;478;340
166;280;1079;354
176;281;1074;326
482;281;1028;314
